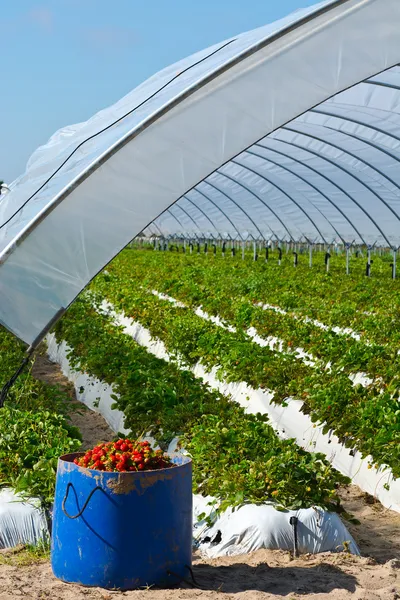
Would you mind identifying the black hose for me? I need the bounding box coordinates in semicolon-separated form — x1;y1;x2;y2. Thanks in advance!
0;353;33;408
289;516;299;558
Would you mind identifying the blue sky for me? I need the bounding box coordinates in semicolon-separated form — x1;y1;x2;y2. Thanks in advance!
1;0;317;182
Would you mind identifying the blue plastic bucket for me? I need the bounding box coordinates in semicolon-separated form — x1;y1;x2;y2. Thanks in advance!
51;452;192;589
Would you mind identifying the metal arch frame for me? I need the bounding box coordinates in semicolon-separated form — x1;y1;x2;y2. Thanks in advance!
252;144;366;244
207;174;289;242
229;157;328;244
149;221;164;237
284;122;400;224
269;134;392;246
156;71;400;248
311;105;400;144
365;79;400;92
155;83;400;249
164;207;189;233
211;170;294;242
256;139;369;245
291;120;400;193
170;202;205;235
322;122;400;168
180;195;222;237
190;187;244;240
309;114;400;174
243;148;347;244
159;206;201;238
147;223;162;237
201;178;267;241
191;184;244;240
309;106;400;166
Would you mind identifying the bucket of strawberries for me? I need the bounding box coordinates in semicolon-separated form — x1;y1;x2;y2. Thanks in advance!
51;438;192;589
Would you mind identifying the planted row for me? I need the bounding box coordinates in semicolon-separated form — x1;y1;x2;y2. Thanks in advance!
90;261;400;477
54;296;349;511
99;251;400;380
117;248;400;347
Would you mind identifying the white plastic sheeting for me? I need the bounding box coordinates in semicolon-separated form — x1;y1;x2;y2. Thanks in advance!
158;79;400;245
193;495;359;557
1;0;400;346
46;335;129;435
0;489;49;549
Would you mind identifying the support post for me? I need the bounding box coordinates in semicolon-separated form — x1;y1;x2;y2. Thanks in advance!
366;247;372;277
325;251;331;273
278;247;282;266
393;248;397;280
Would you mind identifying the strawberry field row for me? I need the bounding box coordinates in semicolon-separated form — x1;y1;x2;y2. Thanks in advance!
88;250;400;477
102;249;400;382
53;295;349;512
122;247;400;347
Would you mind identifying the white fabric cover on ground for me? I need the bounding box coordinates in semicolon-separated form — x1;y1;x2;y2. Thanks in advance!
0;489;49;549
193;495;359;557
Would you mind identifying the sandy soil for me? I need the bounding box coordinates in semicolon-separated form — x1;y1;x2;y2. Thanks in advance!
339;487;400;564
0;551;399;600
2;353;393;600
32;352;115;448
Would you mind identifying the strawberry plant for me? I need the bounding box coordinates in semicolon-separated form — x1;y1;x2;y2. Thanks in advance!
0;326;82;505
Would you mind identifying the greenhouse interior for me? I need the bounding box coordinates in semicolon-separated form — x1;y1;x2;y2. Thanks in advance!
1;0;400;594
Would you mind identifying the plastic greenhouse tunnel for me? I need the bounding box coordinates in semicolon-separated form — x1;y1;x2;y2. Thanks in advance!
1;0;400;352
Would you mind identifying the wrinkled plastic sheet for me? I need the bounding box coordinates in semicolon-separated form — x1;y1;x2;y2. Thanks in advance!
193;495;359;557
0;489;49;549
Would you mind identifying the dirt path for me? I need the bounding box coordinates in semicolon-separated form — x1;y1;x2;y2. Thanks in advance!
0;352;392;600
32;352;114;448
0;550;399;600
339;487;400;564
